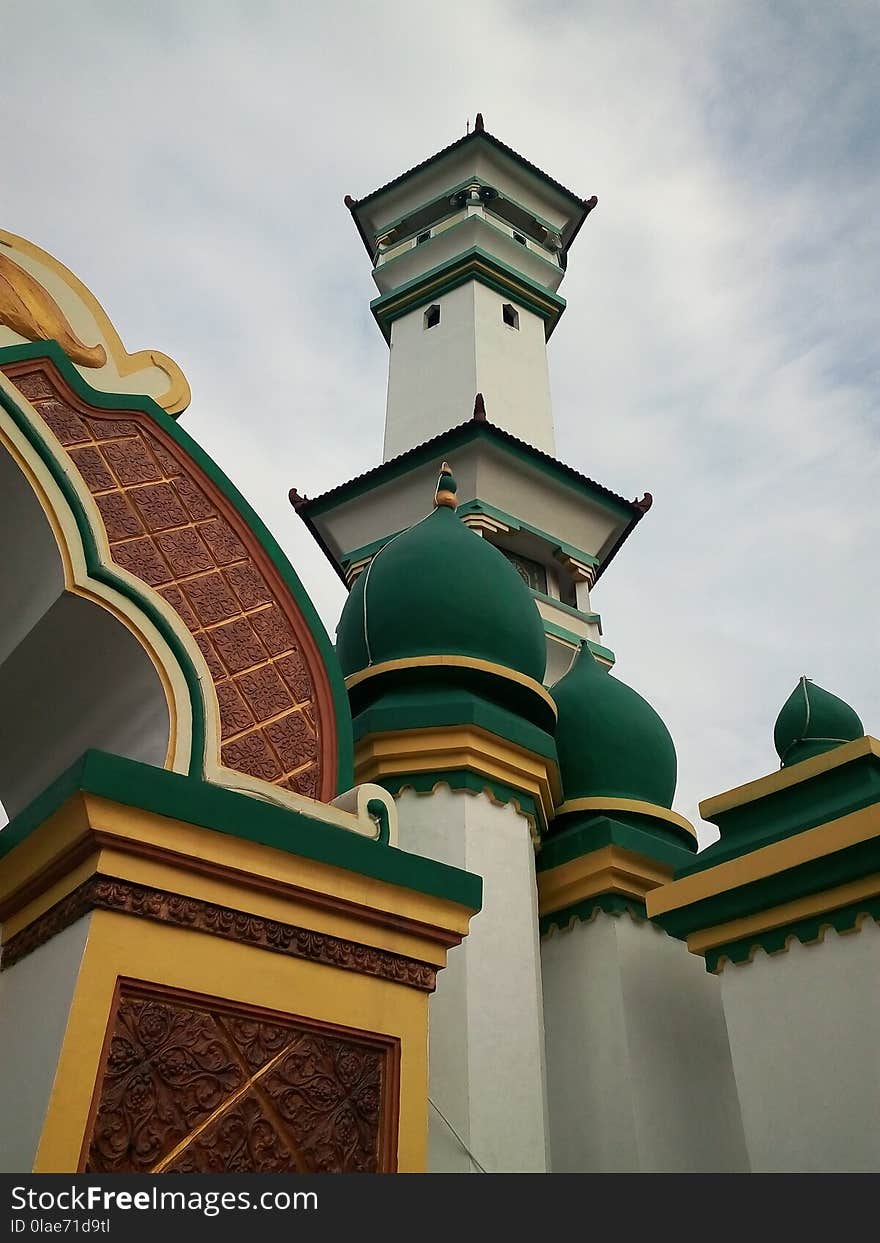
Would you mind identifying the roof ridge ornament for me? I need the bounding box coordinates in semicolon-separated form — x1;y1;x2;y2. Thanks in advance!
472;392;487;422
474;112;485;134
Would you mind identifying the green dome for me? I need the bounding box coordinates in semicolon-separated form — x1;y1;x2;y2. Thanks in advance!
336;502;546;683
552;645;677;808
774;677;863;768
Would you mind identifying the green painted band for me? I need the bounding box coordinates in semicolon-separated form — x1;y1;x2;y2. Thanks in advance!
704;895;880;973
540;892;648;937
0;749;482;911
456;499;600;569
370;247;566;343
655;833;880;943
376;768;540;827
538;813;695;871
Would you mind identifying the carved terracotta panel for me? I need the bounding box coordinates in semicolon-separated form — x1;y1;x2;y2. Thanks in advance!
3;360;335;799
84;982;400;1173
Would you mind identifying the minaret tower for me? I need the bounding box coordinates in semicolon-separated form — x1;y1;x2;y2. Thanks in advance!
295;116;650;685
345;113;594;460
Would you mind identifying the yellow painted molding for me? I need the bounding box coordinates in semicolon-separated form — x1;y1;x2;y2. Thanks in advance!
699;736;880;821
353;724;562;828
538;845;673;918
0;229;190;414
685;871;880;958
0;793;476;960
646;800;880;920
344;655;558;719
556;796;697;843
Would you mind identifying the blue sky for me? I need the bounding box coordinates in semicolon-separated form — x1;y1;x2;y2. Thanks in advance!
3;1;878;839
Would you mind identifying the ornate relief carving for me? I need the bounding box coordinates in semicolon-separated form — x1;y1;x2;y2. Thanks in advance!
84;983;399;1173
0;360;338;800
0;876;438;992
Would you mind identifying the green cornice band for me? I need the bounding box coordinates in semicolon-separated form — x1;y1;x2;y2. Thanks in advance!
653;832;880;945
704;897;880;973
370;246;566;343
540;892;648;937
376;768;540;828
538;814;695;874
0;341;354;794
0;749;482;911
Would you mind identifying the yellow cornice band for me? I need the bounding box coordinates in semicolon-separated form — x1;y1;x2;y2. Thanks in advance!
538;845;673;920
353;725;562;830
556;796;697;843
345;655;558;718
699;735;879;821
684;871;880;960
646;800;880;920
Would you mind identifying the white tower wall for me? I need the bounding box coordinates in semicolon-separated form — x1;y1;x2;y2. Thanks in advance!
394;785;550;1173
383;284;555;460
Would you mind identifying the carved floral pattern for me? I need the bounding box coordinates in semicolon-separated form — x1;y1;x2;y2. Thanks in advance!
0;876;438;992
2;361;334;798
84;984;398;1174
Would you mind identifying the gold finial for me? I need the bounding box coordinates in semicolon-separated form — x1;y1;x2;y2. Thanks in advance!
434;461;457;509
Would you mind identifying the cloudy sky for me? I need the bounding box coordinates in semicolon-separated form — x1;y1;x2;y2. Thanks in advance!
4;1;878;840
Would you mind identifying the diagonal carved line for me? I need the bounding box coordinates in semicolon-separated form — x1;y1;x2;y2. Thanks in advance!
151;1037;295;1173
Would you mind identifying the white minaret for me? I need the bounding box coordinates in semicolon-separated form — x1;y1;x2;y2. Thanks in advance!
345;114;595;461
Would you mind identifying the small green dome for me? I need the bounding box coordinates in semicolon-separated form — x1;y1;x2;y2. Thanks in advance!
774;677;863;768
552;645;677;808
336;491;546;683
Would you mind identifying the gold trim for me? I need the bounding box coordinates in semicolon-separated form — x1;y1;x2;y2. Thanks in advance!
646;800;880;920
556;796;697;843
353;725;561;829
699;736;879;820
0;793;476;958
538;846;672;919
685;871;880;957
0;230;190;414
345;655;558;717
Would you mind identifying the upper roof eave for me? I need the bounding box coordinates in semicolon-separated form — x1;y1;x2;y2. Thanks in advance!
345;128;592;259
293;418;648;531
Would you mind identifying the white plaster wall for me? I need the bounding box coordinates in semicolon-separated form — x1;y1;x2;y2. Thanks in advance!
720;920;880;1172
383;283;555;460
0;916;92;1172
395;785;550;1172
384;284;477;461
473;283;555;453
542;911;749;1171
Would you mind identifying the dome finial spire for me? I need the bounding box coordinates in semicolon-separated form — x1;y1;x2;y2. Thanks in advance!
434;461;457;510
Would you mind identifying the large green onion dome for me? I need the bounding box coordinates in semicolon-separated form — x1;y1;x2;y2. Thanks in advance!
336;465;546;684
552;643;677;809
774;676;863;768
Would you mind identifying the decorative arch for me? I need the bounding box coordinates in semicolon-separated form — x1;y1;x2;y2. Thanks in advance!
0;341;353;810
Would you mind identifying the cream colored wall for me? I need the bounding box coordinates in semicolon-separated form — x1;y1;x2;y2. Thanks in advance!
720;920;880;1172
395;785;550;1173
542;911;749;1171
0;917;92;1173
